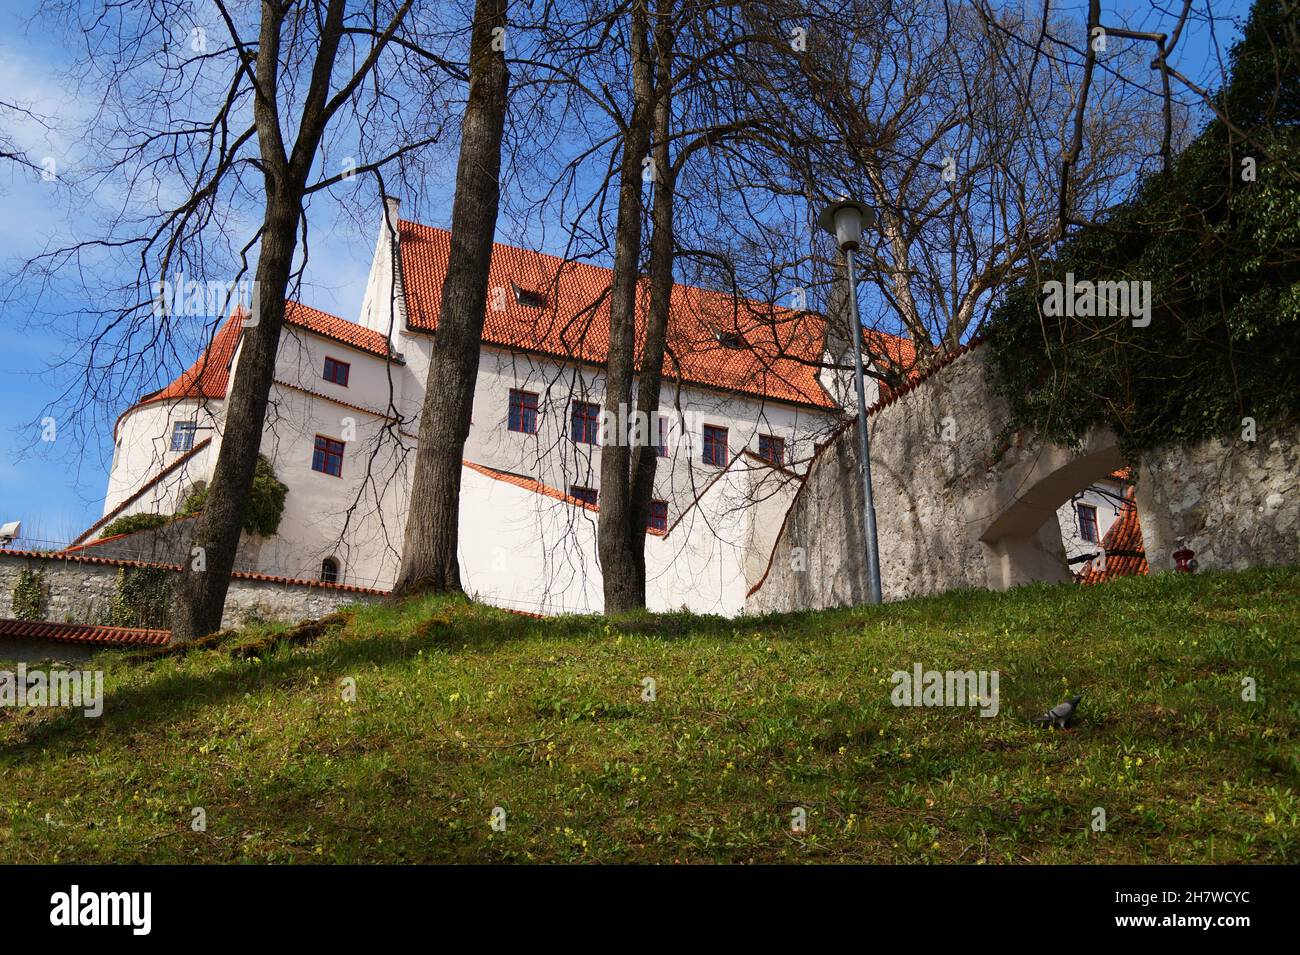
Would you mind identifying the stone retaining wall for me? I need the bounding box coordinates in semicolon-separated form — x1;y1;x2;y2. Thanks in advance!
748;346;1298;612
0;551;385;632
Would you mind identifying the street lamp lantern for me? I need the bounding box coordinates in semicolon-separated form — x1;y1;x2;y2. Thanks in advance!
817;198;875;251
818;197;883;604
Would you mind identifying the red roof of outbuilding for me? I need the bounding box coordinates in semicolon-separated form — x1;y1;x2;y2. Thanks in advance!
0;618;170;647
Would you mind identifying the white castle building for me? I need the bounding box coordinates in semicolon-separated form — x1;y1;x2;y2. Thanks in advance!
79;199;1135;615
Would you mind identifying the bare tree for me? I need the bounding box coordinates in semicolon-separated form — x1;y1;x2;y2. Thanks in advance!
595;0;657;613
392;0;510;598
16;0;464;638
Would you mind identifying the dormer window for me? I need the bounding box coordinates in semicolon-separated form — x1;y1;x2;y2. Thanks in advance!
713;329;745;349
323;356;350;387
512;282;546;309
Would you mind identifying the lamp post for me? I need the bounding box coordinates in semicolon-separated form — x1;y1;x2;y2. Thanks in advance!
817;198;882;604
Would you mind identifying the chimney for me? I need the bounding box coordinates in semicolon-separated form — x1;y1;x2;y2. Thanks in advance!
357;195;408;342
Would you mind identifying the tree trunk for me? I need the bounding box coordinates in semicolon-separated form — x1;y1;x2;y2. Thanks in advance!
172;0;353;639
597;0;656;614
626;11;676;599
391;0;510;598
172;203;298;640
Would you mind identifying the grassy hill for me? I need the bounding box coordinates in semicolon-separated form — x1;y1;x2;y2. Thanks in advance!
2;568;1297;863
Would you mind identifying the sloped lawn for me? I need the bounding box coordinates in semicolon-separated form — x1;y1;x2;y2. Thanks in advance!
1;567;1296;863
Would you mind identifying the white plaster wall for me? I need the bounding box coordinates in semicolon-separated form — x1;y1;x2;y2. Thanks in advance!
457;455;784;617
254;383;411;588
98;194;841;605
1055;478;1126;565
460;346;838;513
273;325;410;417
104;399;222;517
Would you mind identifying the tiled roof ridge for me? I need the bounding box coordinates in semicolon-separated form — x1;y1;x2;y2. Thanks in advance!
864;338;987;418
273;379;418;440
280;300;405;363
399;218;816;323
463;450;786;539
462;460;673;537
748;340;983;601
115;301;397;437
65;512;198;553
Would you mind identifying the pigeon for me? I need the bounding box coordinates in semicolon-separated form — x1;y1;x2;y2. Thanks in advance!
1032;695;1082;729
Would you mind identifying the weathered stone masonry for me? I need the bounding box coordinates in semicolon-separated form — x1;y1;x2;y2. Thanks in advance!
747;345;1298;612
0;550;384;632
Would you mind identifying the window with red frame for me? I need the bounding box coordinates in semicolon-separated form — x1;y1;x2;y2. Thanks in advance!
758;434;785;465
323;356;350;387
571;401;601;444
313;435;345;477
570;485;598;506
702;425;728;466
647;500;668;531
1077;503;1099;543
508;389;539;433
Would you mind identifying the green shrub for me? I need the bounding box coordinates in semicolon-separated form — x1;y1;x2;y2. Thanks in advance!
985;0;1299;458
180;454;287;537
11;568;46;620
99;512;172;539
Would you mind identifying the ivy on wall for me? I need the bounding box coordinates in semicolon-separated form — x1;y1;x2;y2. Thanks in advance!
111;566;174;629
179;455;287;538
12;568;46;621
985;0;1299;459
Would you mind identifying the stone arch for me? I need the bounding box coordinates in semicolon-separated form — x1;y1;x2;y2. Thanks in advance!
747;343;1296;615
965;427;1126;590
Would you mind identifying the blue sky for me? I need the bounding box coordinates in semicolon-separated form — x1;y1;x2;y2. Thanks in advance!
0;0;1253;545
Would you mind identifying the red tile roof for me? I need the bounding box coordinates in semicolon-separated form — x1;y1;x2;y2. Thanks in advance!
282;300;400;361
398;219;839;409
747;340;989;601
0;618;170;647
121;301;398;424
865;339;986;416
863;329;920;388
1077;487;1149;584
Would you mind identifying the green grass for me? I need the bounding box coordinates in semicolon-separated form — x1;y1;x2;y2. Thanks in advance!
2;568;1297;863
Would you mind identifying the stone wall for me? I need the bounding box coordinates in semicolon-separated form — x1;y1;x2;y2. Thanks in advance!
748;346;1298;613
0;551;384;632
748;345;1038;611
1138;425;1300;573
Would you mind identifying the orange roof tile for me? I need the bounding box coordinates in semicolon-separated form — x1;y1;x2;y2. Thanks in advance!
398;220;839;409
0;618;170;647
282;300;399;361
1077;487;1149;584
125;302;397;420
